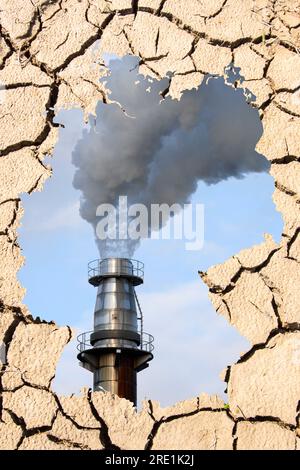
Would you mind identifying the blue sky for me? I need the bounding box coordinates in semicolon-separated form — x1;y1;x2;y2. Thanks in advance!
18;71;283;407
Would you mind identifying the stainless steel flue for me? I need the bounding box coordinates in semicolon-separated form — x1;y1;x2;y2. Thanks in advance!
77;258;153;405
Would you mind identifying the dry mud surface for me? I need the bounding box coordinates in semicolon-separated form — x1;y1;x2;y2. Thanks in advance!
0;0;299;450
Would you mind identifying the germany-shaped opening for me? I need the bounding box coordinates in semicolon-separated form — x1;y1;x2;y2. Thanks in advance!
18;55;283;407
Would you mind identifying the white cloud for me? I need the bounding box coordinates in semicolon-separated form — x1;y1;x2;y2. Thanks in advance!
138;281;249;407
39;201;82;231
21;200;84;233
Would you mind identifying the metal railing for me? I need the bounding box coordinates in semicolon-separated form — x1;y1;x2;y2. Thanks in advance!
88;258;144;282
77;330;154;354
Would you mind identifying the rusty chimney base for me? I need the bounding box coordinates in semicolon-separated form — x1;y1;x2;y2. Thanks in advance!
93;351;137;405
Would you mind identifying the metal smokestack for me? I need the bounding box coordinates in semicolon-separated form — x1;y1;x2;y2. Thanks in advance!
77;258;153;405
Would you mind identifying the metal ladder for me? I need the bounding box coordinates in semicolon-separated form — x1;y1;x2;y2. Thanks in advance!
134;288;144;345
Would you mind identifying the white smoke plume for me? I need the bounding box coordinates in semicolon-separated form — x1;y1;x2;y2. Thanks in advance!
72;55;269;258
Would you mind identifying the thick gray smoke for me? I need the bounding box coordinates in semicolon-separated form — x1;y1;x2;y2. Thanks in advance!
72;55;268;258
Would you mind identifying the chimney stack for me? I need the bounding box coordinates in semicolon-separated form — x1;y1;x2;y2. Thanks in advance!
77;258;153;405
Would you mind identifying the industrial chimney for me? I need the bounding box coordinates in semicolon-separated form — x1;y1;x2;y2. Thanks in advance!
77;258;154;406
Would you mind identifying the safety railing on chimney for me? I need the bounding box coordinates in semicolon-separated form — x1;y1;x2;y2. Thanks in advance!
77;330;154;354
88;258;144;283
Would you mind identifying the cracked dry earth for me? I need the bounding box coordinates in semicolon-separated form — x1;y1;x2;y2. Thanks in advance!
0;0;299;450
